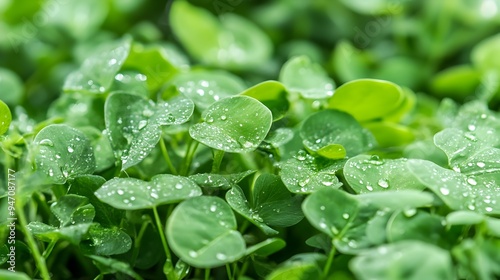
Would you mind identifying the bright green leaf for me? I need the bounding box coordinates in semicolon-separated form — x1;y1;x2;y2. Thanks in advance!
0;99;11;135
241;81;290;121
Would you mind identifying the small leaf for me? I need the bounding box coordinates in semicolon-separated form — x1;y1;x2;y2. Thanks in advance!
81;224;132;256
105;93;194;170
279;56;335;99
351;241;454;280
64;37;132;94
0;67;23;105
241;81;290;121
279;151;343;194
386;211;447;245
95;175;202;210
300;110;376;157
357;190;434;210
364;122;414;147
327;79;405;122
446;211;485;226
34;124;96;184
0;270;31;280
0;99;12;135
166;196;246;268
267;253;326;280
189;96;272;153
28;222;92;245
90;255;143;280
50;194;95;227
344;155;425;194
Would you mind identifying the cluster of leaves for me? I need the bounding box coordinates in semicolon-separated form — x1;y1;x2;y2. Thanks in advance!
1;0;500;279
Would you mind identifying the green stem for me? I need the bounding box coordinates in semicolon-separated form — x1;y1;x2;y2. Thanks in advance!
238;220;250;234
17;197;51;280
153;206;175;280
226;263;233;280
238;259;249;279
322;245;337;279
42;239;57;259
131;220;151;265
211;150;225;174
204;268;211;280
160;137;178;175
180;138;199;176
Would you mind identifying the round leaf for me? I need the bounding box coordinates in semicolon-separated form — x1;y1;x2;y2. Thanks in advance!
95;175;202;210
189;96;272;153
0;67;23;105
241;81;290;121
34;124;96;184
166;196;246;268
327;79;404;122
300;109;376;157
279;56;335;99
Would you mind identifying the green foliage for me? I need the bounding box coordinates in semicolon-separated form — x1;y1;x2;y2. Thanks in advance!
2;1;500;279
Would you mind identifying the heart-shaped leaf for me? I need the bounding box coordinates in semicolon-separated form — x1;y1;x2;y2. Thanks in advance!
105;92;194;170
279;56;335;99
166;196;246;268
300;109;376;158
189;96;272;153
34;124;96;184
95;174;202;210
344;155;425;194
81;224;132;256
50;194;95;227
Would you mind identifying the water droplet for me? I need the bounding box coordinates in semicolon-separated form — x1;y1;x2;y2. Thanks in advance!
48;169;54;177
467;177;477;186
67;146;74;153
206;117;214;123
251;213;263;222
366;185;373;191
485;207;493;212
189;250;198;257
117;190;124;195
452;166;461;173
468;124;476;131
440;187;450;196
130;196;136;201
468;204;476;210
216;253;227;260
320;206;325;211
123;199;130;204
322;181;333;186
210;205;217;212
150;192;159;199
39;139;54;146
377;179;389;188
476;162;486;168
117;118;123;124
342;213;350;219
175;183;183;190
403;208;417;217
319;222;327;229
138;120;147;130
220;115;227;121
55;154;61;159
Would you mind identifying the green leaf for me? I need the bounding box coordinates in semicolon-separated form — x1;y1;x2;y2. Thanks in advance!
89;255;143;280
344;155;425;194
81;224;132;256
167;70;245;111
68;175;123;227
64;37;132;94
189;96;272;153
434;128;500;175
431;65;481;100
252;174;303;227
28;222;92;245
110;70;149;98
105;92;194;170
245;238;286;257
50;194;95;227
0;270;31;280
453;239;500;280
279;151;343;193
364;122;414;147
471;33;500;73
47;94;105;129
408;159;500;214
446;211;485;226
34;124;96;184
95;174;202;210
241;81;290;121
302;188;377;253
189;170;256;190
331;41;372;83
170;2;271;70
0;67;23;105
386;211;447;245
327;79;405;122
123;44;179;92
266;253;325;280
79;127;115;172
351;241;454;280
0;99;11;135
226;185;278;235
166;196;246;268
300;110;376;157
279;56;335;99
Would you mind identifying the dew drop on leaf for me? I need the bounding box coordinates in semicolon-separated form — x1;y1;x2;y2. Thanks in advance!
377;179;389;188
39;139;54;146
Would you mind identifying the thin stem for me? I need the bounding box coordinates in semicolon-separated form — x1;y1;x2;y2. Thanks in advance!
152;206;174;280
131;220;151;265
42;239;57;259
211;150;224;174
160;137;178;175
204;268;211;280
225;263;233;280
238;220;250;234
322;245;337;279
238;259;249;279
180;138;199;176
17;197;51;280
